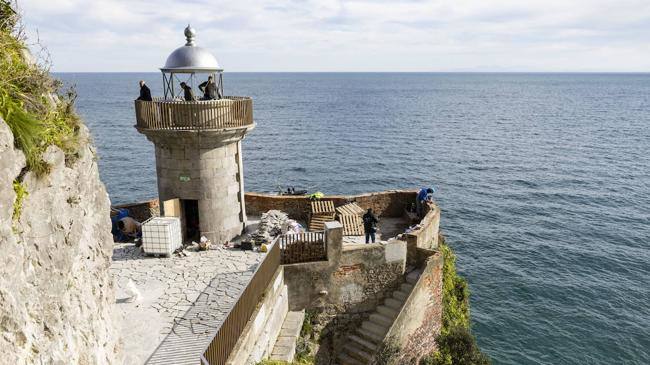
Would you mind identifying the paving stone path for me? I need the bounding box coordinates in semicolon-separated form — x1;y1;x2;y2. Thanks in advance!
111;243;264;365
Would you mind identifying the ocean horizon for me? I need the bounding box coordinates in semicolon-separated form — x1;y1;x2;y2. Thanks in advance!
57;72;650;365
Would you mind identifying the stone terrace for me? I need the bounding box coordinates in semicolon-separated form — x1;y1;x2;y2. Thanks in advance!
111;243;264;364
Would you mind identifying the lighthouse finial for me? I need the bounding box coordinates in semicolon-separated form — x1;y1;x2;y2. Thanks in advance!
184;24;196;46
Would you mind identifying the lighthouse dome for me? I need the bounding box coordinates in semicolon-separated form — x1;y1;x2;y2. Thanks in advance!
161;25;222;72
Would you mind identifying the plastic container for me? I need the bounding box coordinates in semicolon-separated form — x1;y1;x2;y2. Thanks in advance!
142;217;182;256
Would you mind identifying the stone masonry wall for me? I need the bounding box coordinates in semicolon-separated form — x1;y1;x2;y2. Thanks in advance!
112;199;160;222
149;132;246;243
384;250;443;363
405;202;441;264
283;223;407;364
112;190;419;225
245;190;418;220
283;226;407;313
0;118;121;364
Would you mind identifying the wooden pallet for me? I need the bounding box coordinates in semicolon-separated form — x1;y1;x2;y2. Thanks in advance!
335;202;365;217
309;200;336;231
311;200;335;215
309;213;335;231
339;214;364;236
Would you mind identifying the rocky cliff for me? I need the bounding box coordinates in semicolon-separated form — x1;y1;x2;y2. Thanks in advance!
0;116;121;364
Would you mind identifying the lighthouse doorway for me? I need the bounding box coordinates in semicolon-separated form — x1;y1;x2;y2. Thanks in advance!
182;199;200;242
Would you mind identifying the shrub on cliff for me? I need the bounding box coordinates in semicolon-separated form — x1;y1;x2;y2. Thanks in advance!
440;240;471;332
421;326;490;365
0;0;80;177
420;238;490;365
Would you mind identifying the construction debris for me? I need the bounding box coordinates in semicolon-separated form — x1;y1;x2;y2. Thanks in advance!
250;210;290;245
198;236;212;251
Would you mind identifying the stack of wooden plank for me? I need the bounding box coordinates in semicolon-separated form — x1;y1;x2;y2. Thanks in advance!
336;202;365;236
309;200;336;231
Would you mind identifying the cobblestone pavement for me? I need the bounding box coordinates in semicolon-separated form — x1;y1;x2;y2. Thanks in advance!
111;242;264;365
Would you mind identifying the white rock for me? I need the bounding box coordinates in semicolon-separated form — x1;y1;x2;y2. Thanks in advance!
0;116;123;364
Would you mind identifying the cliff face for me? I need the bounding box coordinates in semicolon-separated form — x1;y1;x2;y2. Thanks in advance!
0;117;121;364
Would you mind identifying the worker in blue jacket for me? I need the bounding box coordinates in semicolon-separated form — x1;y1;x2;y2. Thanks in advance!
416;187;435;217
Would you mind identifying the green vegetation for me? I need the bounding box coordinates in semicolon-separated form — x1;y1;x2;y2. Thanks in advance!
300;310;314;338
257;358;314;365
374;340;401;365
420;237;490;365
256;312;316;365
0;0;80;177
440;240;471;333
12;179;26;222
422;326;490;365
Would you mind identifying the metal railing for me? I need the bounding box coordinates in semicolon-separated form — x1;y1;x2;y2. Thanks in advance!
135;96;253;131
279;232;327;264
200;241;280;365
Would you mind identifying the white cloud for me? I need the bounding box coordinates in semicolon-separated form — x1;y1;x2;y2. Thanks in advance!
17;0;650;71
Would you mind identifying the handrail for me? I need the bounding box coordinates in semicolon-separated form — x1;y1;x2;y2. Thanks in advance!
200;241;280;365
134;96;253;131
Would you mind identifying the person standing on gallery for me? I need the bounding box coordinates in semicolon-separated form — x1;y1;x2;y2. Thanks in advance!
363;208;379;244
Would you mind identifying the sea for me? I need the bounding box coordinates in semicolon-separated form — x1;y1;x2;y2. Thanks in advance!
56;72;650;365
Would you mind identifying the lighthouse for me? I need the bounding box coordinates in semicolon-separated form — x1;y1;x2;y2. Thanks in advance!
134;25;254;244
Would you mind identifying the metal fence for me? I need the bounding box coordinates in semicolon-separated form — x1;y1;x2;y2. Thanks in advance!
135;96;253;131
278;232;327;264
200;241;280;365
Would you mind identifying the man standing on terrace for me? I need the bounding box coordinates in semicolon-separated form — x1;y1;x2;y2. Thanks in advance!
363;208;379;244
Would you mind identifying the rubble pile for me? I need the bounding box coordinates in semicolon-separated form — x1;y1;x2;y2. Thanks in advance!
250;210;290;245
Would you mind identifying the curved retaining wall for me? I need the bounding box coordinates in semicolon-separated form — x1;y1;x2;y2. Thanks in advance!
244;190;419;220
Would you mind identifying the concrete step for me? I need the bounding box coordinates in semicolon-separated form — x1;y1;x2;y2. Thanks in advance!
349;334;379;352
369;313;393;327
376;305;399;319
384;297;404;310
344;343;373;363
406;270;421;284
361;320;389;337
392;290;408;301
338;351;365;365
270;310;305;362
357;327;384;343
400;282;414;292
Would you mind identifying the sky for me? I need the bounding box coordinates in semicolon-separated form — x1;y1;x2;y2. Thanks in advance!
17;0;650;72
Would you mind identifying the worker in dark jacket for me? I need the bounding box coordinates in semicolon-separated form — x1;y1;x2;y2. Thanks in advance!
363;208;379;244
137;80;152;101
180;82;195;101
198;75;219;100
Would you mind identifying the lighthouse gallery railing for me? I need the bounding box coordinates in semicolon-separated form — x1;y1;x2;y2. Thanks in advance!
134;96;253;131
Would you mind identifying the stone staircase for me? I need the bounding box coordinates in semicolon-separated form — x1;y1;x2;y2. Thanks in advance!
270;310;305;362
337;270;421;365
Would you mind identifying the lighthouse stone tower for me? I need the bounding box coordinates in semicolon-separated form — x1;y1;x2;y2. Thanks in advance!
134;26;255;244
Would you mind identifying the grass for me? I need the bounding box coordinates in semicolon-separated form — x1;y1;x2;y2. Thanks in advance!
1;0;82;221
0;0;81;177
256;312;316;365
257;357;314;365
